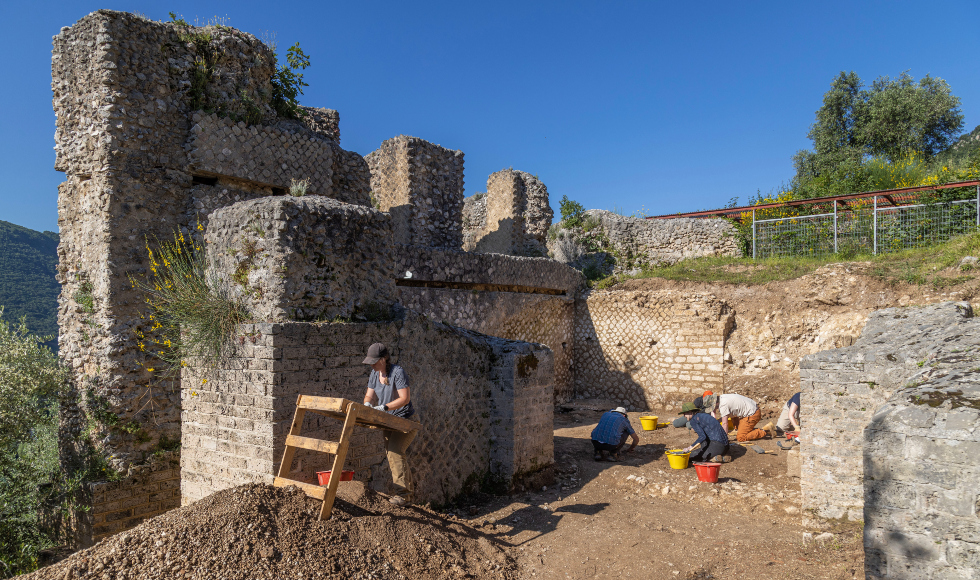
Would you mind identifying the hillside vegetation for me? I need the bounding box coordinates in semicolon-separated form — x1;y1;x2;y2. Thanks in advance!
0;221;59;341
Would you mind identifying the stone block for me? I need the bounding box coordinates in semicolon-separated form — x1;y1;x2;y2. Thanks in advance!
206;196;397;322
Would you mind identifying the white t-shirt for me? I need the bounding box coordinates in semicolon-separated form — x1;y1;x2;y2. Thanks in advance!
718;394;758;418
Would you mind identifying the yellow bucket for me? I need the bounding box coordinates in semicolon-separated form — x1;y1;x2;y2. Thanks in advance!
640;416;659;431
666;449;690;469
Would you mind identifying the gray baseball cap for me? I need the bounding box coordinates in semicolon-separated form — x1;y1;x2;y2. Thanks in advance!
362;343;388;365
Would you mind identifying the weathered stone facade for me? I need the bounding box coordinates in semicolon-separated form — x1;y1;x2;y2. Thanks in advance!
799;302;970;525
364;136;465;249
53;10;388;546
574;290;732;409
205;196;397;323
462;169;553;256
797;301;980;578
549;210;742;270
180;311;554;506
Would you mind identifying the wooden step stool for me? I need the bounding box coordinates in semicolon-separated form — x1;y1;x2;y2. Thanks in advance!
273;395;420;519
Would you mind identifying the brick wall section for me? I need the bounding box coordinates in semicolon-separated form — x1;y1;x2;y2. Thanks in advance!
300;106;340;143
181;311;554;506
77;455;180;547
398;288;575;403
574;290;732;410
365;135;465;249
798;302;974;526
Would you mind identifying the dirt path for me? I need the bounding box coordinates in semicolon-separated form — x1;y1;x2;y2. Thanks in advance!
454;407;863;580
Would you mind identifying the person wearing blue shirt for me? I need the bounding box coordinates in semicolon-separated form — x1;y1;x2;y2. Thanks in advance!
777;392;801;433
678;402;731;463
590;407;639;462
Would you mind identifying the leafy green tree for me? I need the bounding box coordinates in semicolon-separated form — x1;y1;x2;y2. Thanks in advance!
0;309;66;576
792;71;964;198
558;195;586;228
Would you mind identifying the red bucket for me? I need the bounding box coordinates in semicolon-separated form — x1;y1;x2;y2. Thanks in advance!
316;470;355;486
693;462;721;483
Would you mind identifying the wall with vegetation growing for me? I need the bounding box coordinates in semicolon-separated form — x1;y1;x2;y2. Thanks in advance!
52;9;370;547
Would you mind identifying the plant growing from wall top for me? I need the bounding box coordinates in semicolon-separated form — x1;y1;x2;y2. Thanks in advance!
270;42;310;119
132;230;251;382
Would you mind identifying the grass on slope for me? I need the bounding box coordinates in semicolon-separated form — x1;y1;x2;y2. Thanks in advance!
597;229;980;289
0;220;59;341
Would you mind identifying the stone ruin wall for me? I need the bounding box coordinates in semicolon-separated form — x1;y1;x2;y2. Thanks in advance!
567;210;742;269
180;312;554;509
574;290;733;410
364;136;465;249
53;9;748;548
801;301;980;579
51;11;375;546
393;246;583;403
462;169;553;257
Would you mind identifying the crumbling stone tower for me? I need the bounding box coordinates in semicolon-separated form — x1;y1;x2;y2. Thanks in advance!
364;135;465;248
52;10;371;545
462;169;554;256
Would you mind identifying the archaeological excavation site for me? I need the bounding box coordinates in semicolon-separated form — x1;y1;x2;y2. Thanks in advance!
28;9;980;580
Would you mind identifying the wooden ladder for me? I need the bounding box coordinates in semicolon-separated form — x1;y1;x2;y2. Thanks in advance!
273;395;419;520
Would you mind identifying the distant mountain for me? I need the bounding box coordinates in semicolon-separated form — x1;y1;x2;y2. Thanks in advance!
0;220;59;346
938;124;980;167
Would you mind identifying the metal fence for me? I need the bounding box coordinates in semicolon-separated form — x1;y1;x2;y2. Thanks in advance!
752;196;980;259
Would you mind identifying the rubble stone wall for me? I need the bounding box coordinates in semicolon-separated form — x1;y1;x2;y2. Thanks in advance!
462;169;553;257
53;10;375;546
364;136;465;249
574;290;732;410
576;210;742;267
181;312;554;506
205;196;397;323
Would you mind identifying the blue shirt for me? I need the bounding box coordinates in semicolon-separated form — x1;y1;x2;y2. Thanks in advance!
788;392;801;409
591;411;635;445
689;412;729;449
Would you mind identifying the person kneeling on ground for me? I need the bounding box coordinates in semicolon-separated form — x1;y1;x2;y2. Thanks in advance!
590;407;639;462
678;402;730;463
362;342;418;506
710;393;773;443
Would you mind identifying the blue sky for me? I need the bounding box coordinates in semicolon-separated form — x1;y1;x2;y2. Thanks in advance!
2;0;980;233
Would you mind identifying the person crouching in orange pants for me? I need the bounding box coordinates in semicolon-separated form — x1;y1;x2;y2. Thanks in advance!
707;393;772;442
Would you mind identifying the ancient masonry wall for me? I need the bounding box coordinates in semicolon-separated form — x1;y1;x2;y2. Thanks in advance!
574;290;733;410
53;10;372;546
798;302;971;525
364;135;465;249
800;301;980;578
393;246;583;403
181;312;554;506
577;210;742;267
462;169;553;257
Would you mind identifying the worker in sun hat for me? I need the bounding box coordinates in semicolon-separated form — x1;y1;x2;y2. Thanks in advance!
590;407;639;462
706;393;773;442
672;392;716;430
362;343;418;506
678;402;731;463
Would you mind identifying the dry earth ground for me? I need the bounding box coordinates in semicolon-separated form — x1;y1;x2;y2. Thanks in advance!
453;406;863;580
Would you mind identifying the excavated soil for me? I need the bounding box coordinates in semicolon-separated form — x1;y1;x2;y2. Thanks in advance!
617;262;980;415
22;483;517;580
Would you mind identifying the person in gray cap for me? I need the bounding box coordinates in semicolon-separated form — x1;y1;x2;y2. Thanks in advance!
362;343;417;506
590;407;638;462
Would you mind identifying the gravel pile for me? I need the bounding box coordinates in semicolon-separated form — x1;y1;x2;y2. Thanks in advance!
23;483;517;580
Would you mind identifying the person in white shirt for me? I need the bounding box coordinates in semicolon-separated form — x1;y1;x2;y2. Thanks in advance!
704;393;772;442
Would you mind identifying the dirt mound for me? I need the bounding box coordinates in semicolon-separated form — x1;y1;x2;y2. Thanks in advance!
23;483;517;580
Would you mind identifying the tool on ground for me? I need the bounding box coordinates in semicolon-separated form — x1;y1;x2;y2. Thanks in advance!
274;395;420;520
750;445;777;455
